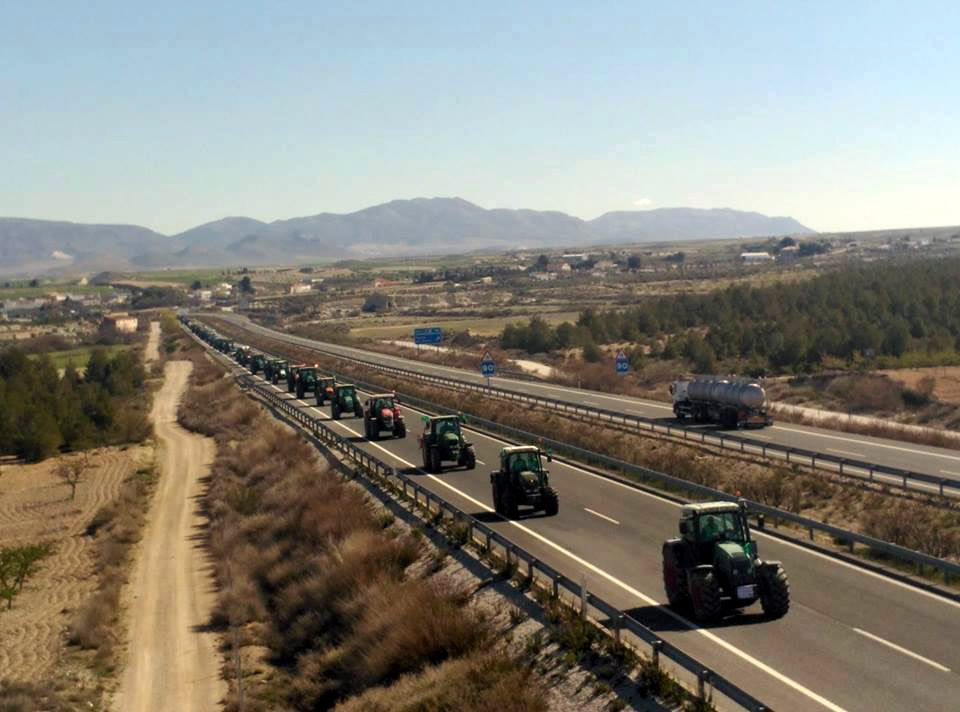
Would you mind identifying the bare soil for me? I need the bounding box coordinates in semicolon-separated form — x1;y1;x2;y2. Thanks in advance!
111;361;225;711
0;448;141;683
879;366;960;406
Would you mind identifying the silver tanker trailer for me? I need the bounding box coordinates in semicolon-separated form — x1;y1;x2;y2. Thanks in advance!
670;376;772;429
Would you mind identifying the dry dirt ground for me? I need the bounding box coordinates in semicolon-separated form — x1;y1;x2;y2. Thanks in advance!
111;361;224;712
144;321;160;364
0;447;142;683
879;366;960;405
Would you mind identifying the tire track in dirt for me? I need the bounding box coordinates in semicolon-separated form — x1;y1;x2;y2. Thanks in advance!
112;361;224;712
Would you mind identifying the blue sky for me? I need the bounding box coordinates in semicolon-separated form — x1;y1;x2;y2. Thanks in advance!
2;1;957;234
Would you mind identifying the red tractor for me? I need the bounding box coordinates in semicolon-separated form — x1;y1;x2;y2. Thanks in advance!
363;393;406;440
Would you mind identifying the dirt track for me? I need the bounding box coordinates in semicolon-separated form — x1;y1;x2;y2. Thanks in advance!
112;361;224;711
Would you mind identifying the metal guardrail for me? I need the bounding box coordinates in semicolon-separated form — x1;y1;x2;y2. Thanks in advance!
285;341;960;500
184;325;772;710
195;322;960;587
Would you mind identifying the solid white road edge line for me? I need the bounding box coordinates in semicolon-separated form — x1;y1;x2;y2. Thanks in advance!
279;395;846;712
583;508;620;525
852;628;950;672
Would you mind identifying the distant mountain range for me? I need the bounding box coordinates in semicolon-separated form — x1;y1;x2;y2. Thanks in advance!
0;198;813;275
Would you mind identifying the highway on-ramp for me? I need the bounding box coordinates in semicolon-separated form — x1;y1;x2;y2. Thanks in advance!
210;332;960;712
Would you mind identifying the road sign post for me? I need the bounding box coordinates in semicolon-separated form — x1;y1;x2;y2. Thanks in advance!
615;349;629;375
481;351;495;388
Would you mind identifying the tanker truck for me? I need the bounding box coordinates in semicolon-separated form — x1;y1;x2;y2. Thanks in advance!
670;376;772;429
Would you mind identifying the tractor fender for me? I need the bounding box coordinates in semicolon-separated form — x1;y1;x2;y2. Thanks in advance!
757;559;782;570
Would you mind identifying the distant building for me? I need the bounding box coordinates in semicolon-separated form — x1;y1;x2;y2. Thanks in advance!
477;276;494;285
362;293;396;312
561;253;589;263
101;312;138;334
740;252;774;264
777;245;800;260
289;283;313;295
530;271;556;281
546;262;572;273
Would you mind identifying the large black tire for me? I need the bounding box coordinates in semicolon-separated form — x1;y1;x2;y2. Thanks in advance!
689;569;723;622
503;489;519;519
463;448;476;470
662;544;689;609
332;403;341;420
543;490;559;516
354;403;363;419
296;383;305;400
491;483;502;514
429;448;442;474
395;421;406;439
759;565;790;619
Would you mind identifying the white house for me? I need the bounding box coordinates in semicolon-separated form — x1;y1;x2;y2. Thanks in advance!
740;252;774;264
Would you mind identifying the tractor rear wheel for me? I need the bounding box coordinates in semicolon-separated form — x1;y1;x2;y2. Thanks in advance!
689;569;723;622
759;565;790;619
332;403;341;420
491;483;501;514
503;489;519;519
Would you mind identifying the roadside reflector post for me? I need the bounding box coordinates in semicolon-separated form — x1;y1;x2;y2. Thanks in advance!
698;670;710;700
552;574;559;599
614;612;623;643
579;574;588;619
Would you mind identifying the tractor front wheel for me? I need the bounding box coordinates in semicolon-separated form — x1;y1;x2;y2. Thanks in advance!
543;490;559;516
332;403;341;420
395;421;406;439
463;449;476;470
689;569;723;622
662;546;689;609
759;565;790;619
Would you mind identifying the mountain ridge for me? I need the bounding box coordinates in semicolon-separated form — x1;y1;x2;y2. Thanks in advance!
0;198;814;275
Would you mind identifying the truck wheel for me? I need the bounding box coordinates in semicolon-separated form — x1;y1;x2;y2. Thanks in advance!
543;491;559;516
759;565;790;619
689;569;723;622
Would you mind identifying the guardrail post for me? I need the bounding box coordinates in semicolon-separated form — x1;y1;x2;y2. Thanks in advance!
485;531;492;553
552;573;559;599
613;612;623;643
869;466;874;483
808;526;814;541
528;557;535;581
697;670;710;701
786;449;791;464
651;640;662;668
579;574;588;619
903;473;908;489
940;479;946;497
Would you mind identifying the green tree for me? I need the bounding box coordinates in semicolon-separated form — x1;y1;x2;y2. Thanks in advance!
239;276;254;294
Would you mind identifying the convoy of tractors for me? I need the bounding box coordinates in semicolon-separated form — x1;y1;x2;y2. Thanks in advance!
182;316;790;622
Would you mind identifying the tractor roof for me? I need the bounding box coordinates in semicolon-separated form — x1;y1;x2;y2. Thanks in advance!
369;393;394;399
681;501;741;518
336;382;355;388
501;445;541;455
429;414;460;421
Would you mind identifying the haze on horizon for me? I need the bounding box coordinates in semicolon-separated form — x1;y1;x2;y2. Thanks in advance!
2;1;958;236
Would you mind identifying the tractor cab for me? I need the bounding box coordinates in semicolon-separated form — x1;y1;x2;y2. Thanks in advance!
249;353;267;374
315;376;337;405
663;501;789;621
331;383;363;420
419;414;476;472
491;446;558;517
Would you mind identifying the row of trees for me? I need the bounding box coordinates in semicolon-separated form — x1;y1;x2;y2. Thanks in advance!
0;348;149;461
499;257;960;373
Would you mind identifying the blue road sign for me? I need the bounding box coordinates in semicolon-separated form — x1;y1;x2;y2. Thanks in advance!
481;351;496;377
615;350;629;374
414;327;443;345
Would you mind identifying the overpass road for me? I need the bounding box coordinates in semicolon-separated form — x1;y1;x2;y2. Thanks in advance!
215;314;960;489
206;326;960;712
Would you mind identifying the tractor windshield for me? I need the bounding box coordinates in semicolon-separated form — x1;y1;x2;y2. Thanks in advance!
509;452;541;474
697;512;747;544
436;419;459;437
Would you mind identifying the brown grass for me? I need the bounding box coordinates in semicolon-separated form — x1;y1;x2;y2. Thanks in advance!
175;337;549;712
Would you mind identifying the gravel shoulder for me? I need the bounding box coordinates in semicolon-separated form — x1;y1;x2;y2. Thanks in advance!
112;361;224;712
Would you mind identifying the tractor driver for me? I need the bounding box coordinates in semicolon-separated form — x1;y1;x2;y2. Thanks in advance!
699;514;722;542
511;451;537;474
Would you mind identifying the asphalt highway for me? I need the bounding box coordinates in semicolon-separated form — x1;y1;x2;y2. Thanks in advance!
215;337;960;712
216;314;960;492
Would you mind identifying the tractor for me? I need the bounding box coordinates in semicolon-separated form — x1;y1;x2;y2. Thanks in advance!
418;415;476;473
331;384;363;420
234;346;251;366
248;353;267;375
286;364;305;392
662;501;789;622
292;366;320;399
490;446;558;518
315;376;337;406
363;393;406;440
264;359;288;384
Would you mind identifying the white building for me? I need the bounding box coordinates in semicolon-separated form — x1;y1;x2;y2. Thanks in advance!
289;283;313;295
740;252;774;264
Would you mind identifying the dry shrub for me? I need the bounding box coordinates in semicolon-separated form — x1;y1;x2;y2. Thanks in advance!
859;496;960;561
68;589;115;651
825;374;904;413
332;650;547;712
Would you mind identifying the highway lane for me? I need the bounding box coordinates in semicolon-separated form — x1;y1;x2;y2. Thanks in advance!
233;359;960;712
214;314;960;486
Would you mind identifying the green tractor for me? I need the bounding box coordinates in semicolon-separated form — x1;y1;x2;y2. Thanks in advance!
234;346;251;366
292;366;320;399
363;393;406;440
418;415;476;473
490;446;558;518
248;352;267;375
331;384;363;420
662;501;790;622
315;376;337;406
264;359;288;384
